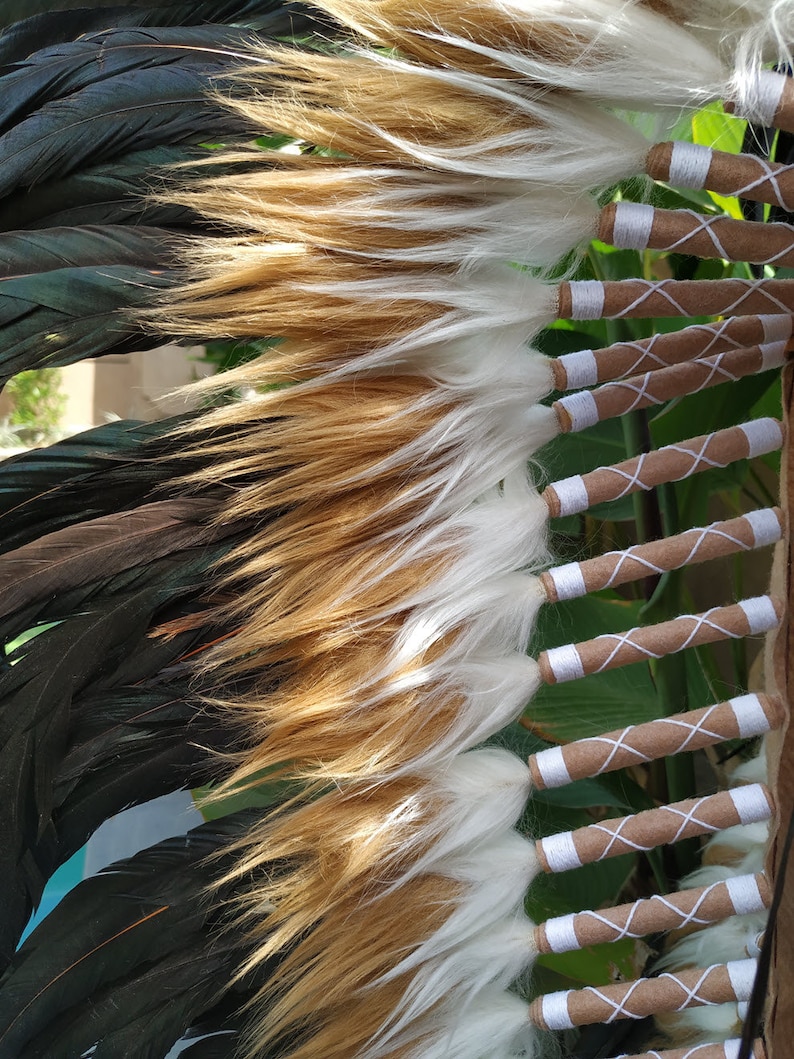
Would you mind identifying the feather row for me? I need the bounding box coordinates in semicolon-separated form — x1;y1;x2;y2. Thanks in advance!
127;4;789;1055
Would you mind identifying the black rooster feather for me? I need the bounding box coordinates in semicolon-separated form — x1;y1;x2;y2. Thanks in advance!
0;2;325;1050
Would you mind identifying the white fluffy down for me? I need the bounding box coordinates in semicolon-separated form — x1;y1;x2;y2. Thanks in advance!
368;919;536;1056
403;988;534;1059
659;751;770;1047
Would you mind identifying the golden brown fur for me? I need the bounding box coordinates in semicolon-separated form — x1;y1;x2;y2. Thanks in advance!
147;368;509;1053
307;0;596;81
168;160;512;258
156;243;450;357
224;48;535;161
143;12;565;1056
150;51;546;367
140;0;774;1050
218;783;470;1059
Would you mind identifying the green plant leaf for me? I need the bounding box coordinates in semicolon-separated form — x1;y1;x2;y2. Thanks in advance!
527;594;661;742
691;103;747;218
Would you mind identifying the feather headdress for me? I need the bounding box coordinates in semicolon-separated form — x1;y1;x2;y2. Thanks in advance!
0;1;792;1058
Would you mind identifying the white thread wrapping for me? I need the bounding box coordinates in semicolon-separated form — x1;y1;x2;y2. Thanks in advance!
540;990;575;1031
738;595;779;634
725;873;765;916
544;643;585;682
569;280;605;320
534;745;573;788
740;417;783;457
730;783;773;825
558;348;598;389
543;913;579;954
558;389;599;431
745;507;783;548
668;141;713;189
736;69;787;126
548;562;588;602
552;474;591;517
759;339;787;370
731;692;773;738
725;958;757;1001
539;829;583;873
724;1042;743;1059
612;201;656;250
761;313;793;342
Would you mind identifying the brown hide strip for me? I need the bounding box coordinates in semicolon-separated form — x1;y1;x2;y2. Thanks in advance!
766;359;793;1057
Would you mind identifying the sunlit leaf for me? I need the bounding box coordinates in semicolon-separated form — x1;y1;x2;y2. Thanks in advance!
692;103;747;219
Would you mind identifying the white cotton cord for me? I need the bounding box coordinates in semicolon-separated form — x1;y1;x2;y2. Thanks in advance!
557;347;598;389
537;830;582;873
737;595;779;635
732;67;787;125
546;562;587;603
668;141;714;189
539;990;575;1031
551;474;590;517
739;417;783;458
759;339;788;370
659;904;767;974
731;693;774;738
611;201;656;250
725;873;766;916
543;643;585;683
532;744;573;789
656;746;769;1047
569;280;605;320
761;313;793;342
556;389;599;431
541;913;579;955
730;784;773;825
744;507;783;548
725;958;757;1001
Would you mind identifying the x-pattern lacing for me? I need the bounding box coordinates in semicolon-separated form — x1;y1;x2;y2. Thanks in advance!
576;882;729;942
602;524;749;585
732;158;794;210
660;210;794;266
587;704;725;774
584;964;721;1022
640;1044;724;1057
613;280;794;317
605;434;730;499
617;320;744;376
590;795;720;859
605;351;744;415
591;607;744;671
